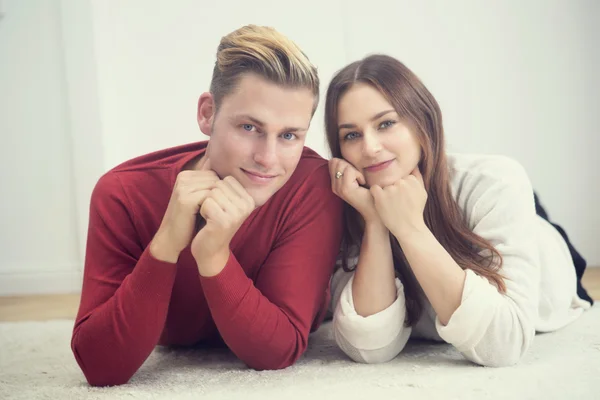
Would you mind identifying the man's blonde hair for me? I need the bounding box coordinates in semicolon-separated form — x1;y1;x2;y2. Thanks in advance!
210;25;320;112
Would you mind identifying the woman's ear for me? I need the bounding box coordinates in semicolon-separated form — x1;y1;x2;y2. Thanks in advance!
197;92;215;136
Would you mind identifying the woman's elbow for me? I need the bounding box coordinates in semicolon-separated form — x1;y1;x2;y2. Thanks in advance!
333;328;406;364
467;327;535;367
472;349;527;367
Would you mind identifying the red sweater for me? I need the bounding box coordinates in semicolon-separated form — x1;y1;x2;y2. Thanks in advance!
71;141;343;386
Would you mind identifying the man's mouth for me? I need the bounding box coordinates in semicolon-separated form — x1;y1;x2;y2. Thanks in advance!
241;168;278;184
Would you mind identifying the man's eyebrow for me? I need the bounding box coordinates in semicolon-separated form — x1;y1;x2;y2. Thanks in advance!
232;115;308;132
232;115;265;127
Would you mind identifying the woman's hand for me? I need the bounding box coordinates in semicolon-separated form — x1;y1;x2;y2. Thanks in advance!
329;158;380;223
371;167;428;239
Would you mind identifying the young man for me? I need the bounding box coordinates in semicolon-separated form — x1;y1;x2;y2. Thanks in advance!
71;25;343;386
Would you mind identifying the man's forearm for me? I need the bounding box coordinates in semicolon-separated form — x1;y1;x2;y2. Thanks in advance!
72;250;177;386
199;254;314;370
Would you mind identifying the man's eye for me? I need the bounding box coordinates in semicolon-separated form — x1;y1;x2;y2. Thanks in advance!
242;124;255;131
282;132;297;140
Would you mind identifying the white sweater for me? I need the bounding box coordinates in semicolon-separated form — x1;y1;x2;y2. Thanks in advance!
330;154;592;367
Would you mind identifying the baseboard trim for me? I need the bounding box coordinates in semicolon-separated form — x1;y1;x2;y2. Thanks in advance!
0;266;597;297
0;270;83;296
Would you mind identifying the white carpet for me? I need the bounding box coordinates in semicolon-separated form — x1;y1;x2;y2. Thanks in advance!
1;306;599;400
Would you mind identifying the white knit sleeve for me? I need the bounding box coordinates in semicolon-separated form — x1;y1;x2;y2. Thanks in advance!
437;156;540;366
330;267;412;363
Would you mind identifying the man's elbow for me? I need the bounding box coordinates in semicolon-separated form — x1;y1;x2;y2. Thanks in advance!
72;340;135;387
245;353;300;371
75;357;135;387
74;355;135;386
84;371;133;387
243;342;305;371
248;360;291;371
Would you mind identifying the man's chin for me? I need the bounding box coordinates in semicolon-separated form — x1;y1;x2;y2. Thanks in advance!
242;174;292;207
245;187;276;208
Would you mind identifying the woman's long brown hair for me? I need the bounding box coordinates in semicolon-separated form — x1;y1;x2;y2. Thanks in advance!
325;55;505;325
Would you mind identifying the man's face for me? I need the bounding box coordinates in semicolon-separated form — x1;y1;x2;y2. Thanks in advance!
199;73;315;207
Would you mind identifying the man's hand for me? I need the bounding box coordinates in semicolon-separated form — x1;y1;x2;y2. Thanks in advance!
150;168;219;263
191;176;255;276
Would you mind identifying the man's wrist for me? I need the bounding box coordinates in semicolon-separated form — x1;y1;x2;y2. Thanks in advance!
149;233;181;264
196;246;230;277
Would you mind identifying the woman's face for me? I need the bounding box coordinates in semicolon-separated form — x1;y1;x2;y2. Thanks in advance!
336;83;422;188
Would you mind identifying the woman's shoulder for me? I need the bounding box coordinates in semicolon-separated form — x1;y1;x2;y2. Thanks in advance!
447;153;531;185
446;153;535;226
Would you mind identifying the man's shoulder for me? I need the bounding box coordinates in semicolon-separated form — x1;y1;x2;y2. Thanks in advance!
109;142;207;176
288;146;331;188
91;141;207;207
263;146;342;230
268;146;340;214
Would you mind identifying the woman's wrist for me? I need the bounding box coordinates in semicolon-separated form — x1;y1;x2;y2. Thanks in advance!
393;221;431;245
364;218;389;236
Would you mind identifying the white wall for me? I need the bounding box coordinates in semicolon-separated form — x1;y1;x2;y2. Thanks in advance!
88;0;346;167
342;0;600;265
0;0;598;295
0;0;81;294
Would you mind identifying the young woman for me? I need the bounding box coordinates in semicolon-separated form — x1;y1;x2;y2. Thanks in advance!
325;54;593;367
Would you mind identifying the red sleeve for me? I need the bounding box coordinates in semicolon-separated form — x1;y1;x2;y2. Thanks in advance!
199;166;343;370
71;173;177;386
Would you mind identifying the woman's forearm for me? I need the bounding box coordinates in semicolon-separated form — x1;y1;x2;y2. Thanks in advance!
352;221;397;317
395;227;466;325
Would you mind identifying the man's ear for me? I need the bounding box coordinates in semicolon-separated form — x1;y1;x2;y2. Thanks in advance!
197;92;215;136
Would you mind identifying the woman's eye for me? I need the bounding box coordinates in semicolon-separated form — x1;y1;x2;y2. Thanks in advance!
344;132;360;140
379;120;396;129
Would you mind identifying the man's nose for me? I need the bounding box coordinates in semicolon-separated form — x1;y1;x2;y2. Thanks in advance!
253;137;278;169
